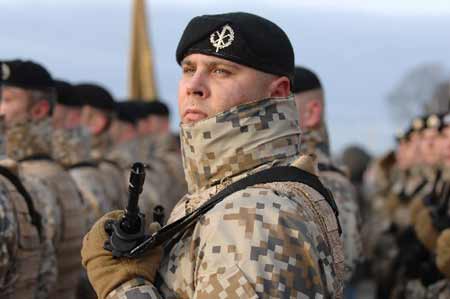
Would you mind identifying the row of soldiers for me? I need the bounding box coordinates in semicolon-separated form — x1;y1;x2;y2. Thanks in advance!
367;112;450;298
0;59;186;299
1;11;368;299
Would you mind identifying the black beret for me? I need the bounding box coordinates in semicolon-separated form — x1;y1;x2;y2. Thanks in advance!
55;79;82;107
145;100;170;117
176;12;294;83
293;66;322;93
75;83;115;111
0;59;54;90
115;102;140;125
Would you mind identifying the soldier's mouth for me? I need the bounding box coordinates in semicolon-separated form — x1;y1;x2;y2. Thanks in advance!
183;108;208;123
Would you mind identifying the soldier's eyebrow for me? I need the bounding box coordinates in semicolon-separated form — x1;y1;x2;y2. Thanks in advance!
208;61;239;70
181;60;195;67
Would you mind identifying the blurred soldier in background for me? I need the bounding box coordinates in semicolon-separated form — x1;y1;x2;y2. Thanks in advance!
53;79;112;225
78;83;128;209
0;59;86;299
293;66;363;297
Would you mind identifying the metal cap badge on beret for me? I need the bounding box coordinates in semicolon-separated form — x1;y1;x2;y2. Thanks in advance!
0;59;54;90
293;66;322;93
426;114;441;130
395;128;406;143
176;12;295;84
55;80;82;107
412;116;425;132
75;83;115;111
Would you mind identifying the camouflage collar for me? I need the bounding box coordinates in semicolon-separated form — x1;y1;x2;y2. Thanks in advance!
52;127;92;167
6;118;53;161
180;96;301;193
90;131;113;160
300;123;331;163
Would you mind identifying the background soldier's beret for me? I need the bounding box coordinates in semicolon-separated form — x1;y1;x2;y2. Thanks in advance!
0;59;54;90
115;101;139;125
293;66;322;93
145;100;170;117
55;79;82;107
176;12;295;83
75;83;115;111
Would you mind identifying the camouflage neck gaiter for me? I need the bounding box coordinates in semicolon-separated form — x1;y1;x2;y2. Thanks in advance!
0;117;6;159
300;122;331;163
180;96;302;194
90;131;112;160
6;118;53;161
52;127;92;167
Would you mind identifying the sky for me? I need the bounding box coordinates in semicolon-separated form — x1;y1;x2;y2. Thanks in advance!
1;0;450;155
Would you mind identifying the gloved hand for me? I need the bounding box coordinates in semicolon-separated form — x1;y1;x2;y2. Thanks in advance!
81;210;163;299
414;208;439;252
409;196;425;226
436;228;450;279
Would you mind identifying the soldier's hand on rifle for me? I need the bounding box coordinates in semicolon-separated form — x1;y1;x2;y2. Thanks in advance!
436;228;450;279
81;211;163;299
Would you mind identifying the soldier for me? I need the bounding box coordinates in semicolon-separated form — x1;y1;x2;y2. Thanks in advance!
292;66;362;287
0;130;56;298
77;83;128;209
134;100;187;215
53;79;112;226
108;101;173;224
0;60;87;299
82;12;344;299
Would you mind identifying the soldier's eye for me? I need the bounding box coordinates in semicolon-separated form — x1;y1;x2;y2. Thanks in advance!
182;66;195;74
213;68;231;76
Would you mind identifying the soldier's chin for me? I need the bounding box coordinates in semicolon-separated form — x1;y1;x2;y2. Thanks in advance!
183;113;208;124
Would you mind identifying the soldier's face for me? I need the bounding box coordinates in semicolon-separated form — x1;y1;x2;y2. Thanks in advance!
438;127;450;165
53;104;81;129
420;128;439;165
178;54;288;124
0;86;32;127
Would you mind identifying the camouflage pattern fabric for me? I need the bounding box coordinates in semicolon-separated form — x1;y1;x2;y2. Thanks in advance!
105;97;343;299
108;138;174;225
52;127;91;167
0;181;17;298
5;118;87;299
139;134;187;215
53;127;112;227
89;131;127;210
300;124;363;282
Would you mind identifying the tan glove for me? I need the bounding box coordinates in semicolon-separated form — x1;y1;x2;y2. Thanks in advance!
409;196;425;226
414;208;439;252
436;228;450;279
81;210;163;299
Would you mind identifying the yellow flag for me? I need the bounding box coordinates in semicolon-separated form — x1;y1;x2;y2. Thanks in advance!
128;0;157;100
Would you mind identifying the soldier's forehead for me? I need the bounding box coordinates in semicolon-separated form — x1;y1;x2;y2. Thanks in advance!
181;54;241;68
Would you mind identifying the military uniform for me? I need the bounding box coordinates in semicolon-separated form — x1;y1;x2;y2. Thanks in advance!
102;97;344;299
89;132;127;210
53;127;112;227
0;165;49;299
300;126;362;283
0;131;56;299
6;119;87;299
138;133;186;218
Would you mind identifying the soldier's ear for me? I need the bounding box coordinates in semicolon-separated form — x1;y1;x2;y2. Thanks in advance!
268;76;290;98
30;100;50;121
